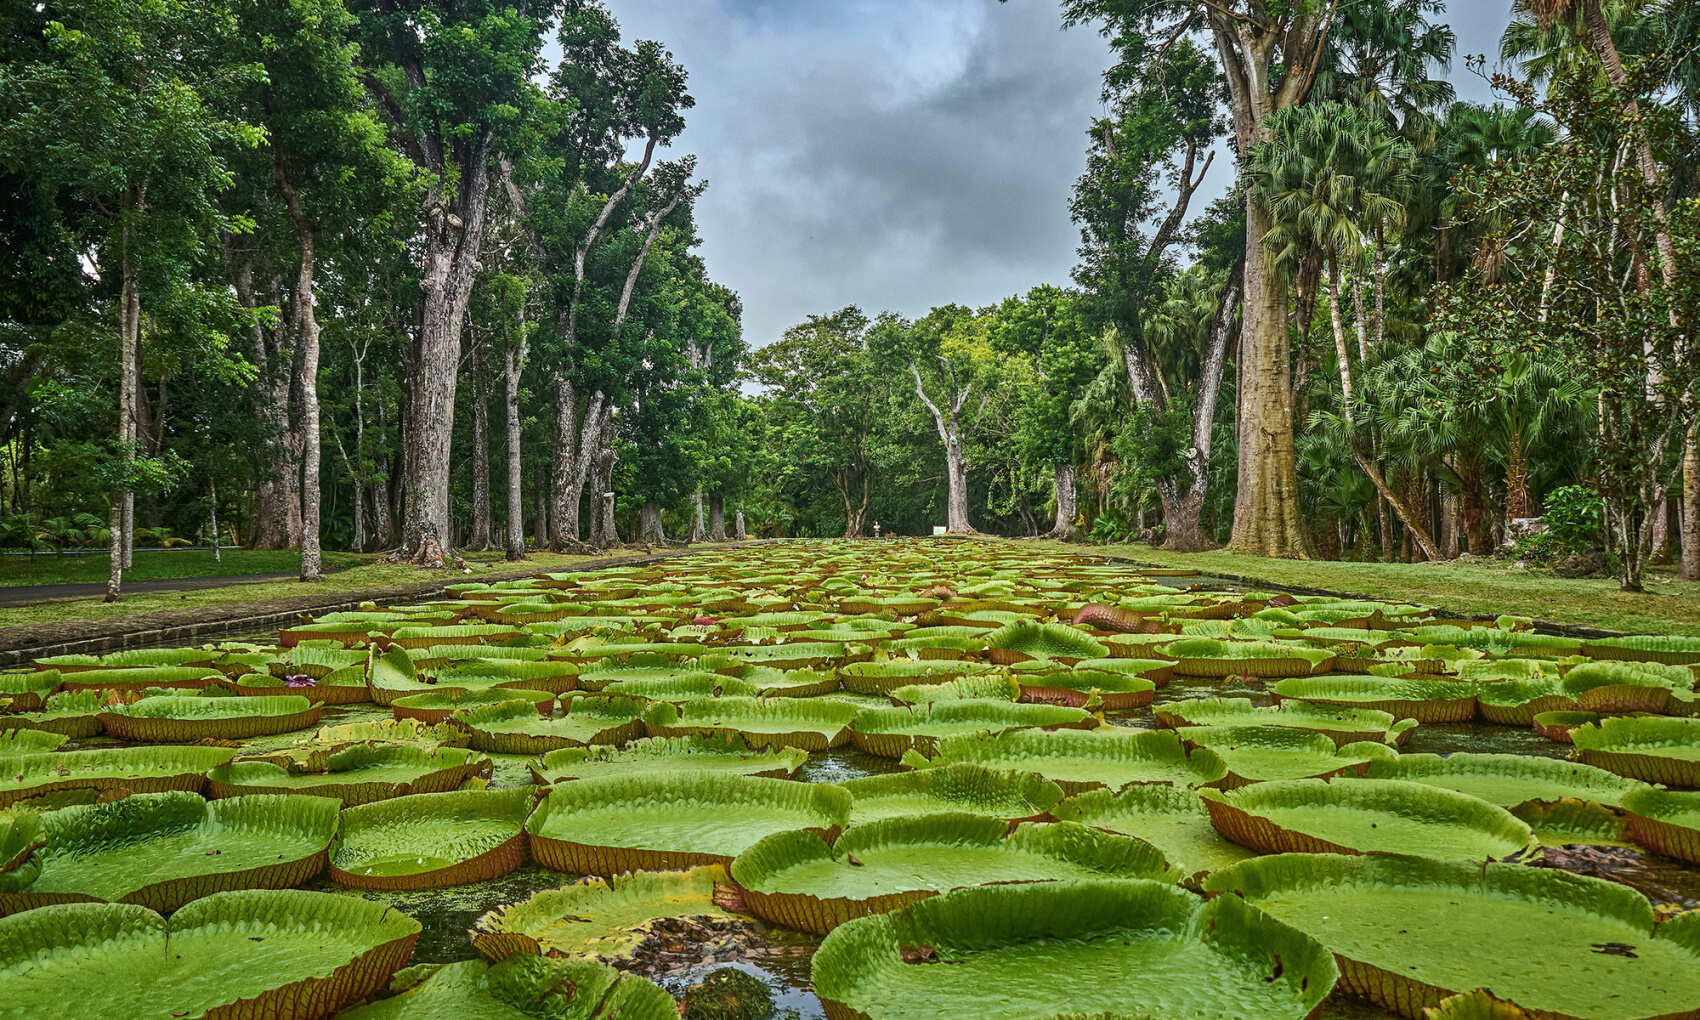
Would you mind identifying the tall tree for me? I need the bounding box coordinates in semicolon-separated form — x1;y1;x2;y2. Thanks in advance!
1065;0;1337;556
352;0;559;566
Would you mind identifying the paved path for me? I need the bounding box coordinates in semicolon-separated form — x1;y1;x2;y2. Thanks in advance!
0;573;307;608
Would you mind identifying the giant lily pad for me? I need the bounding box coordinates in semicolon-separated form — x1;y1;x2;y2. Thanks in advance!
1202;778;1538;861
1571;716;1700;786
1161;638;1334;678
0;889;421;1017
0;745;234;808
840;764;1063;826
732;814;1177;934
56;666;220;694
642;696;855;751
0;791;337;914
207;744;490;807
0;690;109;738
1621;787;1700;864
911;729;1227;795
330;788;533;890
470;865;744;963
983;620;1108;664
1559;660;1697;714
848;701;1093;758
839;659;991;695
450;695;646;754
1155;696;1417;746
1177;726;1395;788
0;671;61;711
1051;784;1254;884
598;670;756;701
526;772;850;875
1205;853;1700;1020
1014;668;1157;710
1270;675;1478;723
390;687;553;723
97;693;319;742
335;955;676;1020
888;674;1019;705
1473;676;1574;726
530;734;807;784
1581;634;1700;666
810;879;1335;1020
1363;752;1647;809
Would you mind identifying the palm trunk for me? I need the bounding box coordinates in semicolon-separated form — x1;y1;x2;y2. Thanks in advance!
1505;429;1532;520
209;478;221;563
1372;229;1387;347
106;202;140;602
1326;260;1356;425
1351;254;1368;362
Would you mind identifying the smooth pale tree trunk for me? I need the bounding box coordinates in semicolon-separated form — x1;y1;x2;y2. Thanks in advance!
237;263;302;551
908;360;975;534
708;493;727;541
1372;230;1388;347
276;156;323;581
734;509;746;541
839;481;869;539
106;205;140;602
691;487;706;542
1326;262;1356;420
332;427;368;552
640;500;665;544
504;338;526;562
401;133;494;566
1046;462;1078;539
1681;424;1700;580
549;377;602;550
468;341;493;550
590;409;618;548
1230;196;1310;556
209;478;221;563
1351;256;1369;362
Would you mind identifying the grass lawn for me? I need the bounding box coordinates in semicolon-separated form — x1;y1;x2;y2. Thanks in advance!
1053;540;1700;636
0;548;612;630
0;548;372;586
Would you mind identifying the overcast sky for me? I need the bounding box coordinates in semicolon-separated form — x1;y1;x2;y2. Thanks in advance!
606;1;1518;349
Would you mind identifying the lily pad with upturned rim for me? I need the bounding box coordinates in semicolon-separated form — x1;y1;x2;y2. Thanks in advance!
0;889;421;1019
641;696;856;751
731;814;1179;934
1160;638;1335;678
1202;778;1538;861
1051;784;1255;884
470;865;744;963
0;791;337;915
333;955;677;1020
1362;752;1647;809
848;700;1094;758
910;728;1228;795
450;695;646;754
0;744;235;808
840;764;1064;826
1204;852;1700;1020
1154;696;1417;746
1269;675;1479;723
529;734;807;784
206;744;490;807
839;659;993;696
1621;787;1700;863
97;693;320;742
809;879;1336;1020
330;787;534;890
390;687;554;723
525;772;850;875
1571;716;1700;786
1176;725;1396;788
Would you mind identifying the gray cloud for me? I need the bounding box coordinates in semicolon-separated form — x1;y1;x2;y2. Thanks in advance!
603;1;1515;349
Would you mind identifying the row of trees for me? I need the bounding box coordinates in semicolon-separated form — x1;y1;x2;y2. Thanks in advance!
0;0;1696;593
1;0;747;597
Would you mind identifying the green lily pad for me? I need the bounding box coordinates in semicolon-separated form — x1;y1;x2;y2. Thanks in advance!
811;880;1336;1020
390;687;554;723
0;744;235;808
1202;778;1538;861
1582;634;1700;666
984;620;1109;664
471;865;744;963
1622;787;1700;863
1160;638;1334;678
335;955;676;1020
530;734;807;784
330;788;533;890
1363;752;1647;809
97;693;319;742
0;671;62;711
911;728;1228;795
0;890;421;1018
888;674;1019;705
1176;725;1395;788
1572;716;1700;786
641;696;856;751
207;744;490;807
0;690;109;738
849;700;1094;758
56;666;222;694
1559;660;1697;714
839;659;992;695
1204;852;1700;1020
599;670;757;701
1270;674;1478;723
1051;784;1255;883
450;694;646;754
840;764;1064;826
526;772;850;875
731;814;1178;934
0;791;336;914
1154;696;1417;746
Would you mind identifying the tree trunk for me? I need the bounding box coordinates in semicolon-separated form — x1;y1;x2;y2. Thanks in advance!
691;487;706;542
708;492;727;541
468;338;493;550
550;377;603;551
236;262;303;552
400;133;494;566
1160;483;1212;552
640;500;665;544
590;411;618;548
1326;260;1356;424
532;476;549;550
275;155;323;581
209;477;221;563
1505;429;1532;520
735;509;746;540
504;341;526;561
1372;229;1387;347
1680;422;1699;580
908;359;975;534
1350;254;1368;362
1046;461;1078;539
106;204;140;602
1230;194;1310;557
